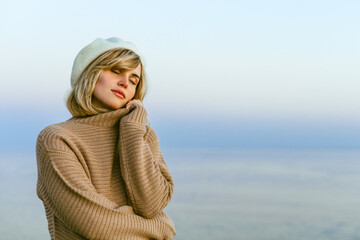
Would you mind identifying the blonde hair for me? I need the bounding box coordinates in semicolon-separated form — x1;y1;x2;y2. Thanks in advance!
66;48;148;117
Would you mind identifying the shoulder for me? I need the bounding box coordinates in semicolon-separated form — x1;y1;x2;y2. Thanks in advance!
37;121;71;141
36;122;81;179
36;121;75;153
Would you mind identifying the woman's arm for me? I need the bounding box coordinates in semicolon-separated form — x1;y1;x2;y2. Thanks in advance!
36;128;175;239
118;102;174;219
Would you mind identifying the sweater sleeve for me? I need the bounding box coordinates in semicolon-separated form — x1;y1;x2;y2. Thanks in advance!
36;130;175;240
119;104;174;219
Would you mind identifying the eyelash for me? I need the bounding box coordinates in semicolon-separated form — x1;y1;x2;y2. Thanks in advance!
111;69;137;85
111;69;120;74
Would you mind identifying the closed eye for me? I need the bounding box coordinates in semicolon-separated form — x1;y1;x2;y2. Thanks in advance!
111;69;120;74
130;74;140;85
130;79;137;85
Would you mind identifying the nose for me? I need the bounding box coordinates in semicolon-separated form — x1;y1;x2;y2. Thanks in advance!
117;76;129;88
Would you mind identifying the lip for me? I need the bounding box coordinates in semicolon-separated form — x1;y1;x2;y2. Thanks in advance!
111;89;126;99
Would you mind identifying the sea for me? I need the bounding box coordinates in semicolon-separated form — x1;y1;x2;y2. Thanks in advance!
0;148;359;240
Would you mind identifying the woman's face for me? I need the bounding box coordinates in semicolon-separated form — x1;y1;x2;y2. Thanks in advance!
92;64;141;110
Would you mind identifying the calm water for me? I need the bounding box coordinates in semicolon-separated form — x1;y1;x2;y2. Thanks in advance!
0;148;359;240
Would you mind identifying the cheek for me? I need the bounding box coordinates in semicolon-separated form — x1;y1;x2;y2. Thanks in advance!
128;86;137;99
95;75;109;89
93;79;108;99
96;77;106;88
93;83;102;98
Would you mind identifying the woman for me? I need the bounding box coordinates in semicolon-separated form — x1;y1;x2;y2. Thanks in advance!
36;37;176;240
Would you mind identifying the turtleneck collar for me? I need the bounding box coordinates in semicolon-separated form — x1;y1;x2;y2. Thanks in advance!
68;107;131;128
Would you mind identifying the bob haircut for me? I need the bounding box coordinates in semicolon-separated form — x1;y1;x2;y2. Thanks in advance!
66;48;147;117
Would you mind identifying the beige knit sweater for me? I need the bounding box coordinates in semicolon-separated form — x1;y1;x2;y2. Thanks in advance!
36;103;175;240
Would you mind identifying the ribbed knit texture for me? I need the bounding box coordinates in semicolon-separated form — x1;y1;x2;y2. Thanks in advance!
36;103;175;240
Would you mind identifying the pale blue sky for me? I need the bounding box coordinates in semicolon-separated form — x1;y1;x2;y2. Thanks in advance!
1;0;359;149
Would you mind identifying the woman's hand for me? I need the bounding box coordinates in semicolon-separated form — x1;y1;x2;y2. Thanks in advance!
122;99;147;124
125;99;144;109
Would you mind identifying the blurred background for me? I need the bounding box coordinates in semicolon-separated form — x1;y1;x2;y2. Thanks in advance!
1;0;359;239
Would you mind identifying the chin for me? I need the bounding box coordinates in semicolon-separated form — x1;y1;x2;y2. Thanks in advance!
103;103;123;110
115;104;127;109
107;100;126;109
